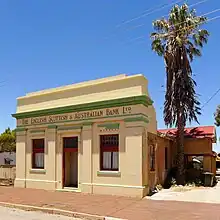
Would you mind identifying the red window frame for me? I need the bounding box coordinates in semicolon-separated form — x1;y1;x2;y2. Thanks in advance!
32;139;44;169
100;134;119;171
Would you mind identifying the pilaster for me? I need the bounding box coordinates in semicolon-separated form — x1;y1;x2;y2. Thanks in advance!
80;123;93;193
14;129;27;188
47;126;57;189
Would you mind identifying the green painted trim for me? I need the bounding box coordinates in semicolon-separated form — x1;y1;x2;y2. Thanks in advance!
15;128;26;132
82;122;93;126
12;95;153;119
30;130;45;134
57;126;82;131
16;112;149;128
124;116;149;124
29;169;46;174
97;171;121;177
98;123;120;129
126;125;147;128
48;125;57;129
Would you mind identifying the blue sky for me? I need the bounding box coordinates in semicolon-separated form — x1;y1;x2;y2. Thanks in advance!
0;0;219;151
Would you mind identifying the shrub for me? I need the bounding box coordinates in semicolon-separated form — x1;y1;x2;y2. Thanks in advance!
185;167;203;186
163;167;177;189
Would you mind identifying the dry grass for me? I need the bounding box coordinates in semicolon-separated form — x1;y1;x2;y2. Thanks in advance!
171;185;196;192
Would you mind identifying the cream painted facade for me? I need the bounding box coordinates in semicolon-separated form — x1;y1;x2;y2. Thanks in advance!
13;74;157;198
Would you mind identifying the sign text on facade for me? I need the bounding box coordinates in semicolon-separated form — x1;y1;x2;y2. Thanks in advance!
21;106;132;126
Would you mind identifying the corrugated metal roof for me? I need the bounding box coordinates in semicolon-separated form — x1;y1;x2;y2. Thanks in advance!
158;126;216;143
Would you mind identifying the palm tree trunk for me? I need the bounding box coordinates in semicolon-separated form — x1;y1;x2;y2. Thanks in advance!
176;109;185;185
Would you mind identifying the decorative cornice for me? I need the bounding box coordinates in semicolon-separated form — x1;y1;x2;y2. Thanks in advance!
82;122;93;126
30;130;45;134
12;95;153;119
48;125;57;129
98;123;120;129
57;126;82;131
124;116;149;124
15;128;27;132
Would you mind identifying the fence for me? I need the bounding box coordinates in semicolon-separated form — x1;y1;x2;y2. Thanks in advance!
0;165;16;180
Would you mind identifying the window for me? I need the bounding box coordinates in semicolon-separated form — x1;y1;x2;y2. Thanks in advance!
32;139;44;169
150;145;155;171
165;147;168;170
100;134;119;171
63;137;78;152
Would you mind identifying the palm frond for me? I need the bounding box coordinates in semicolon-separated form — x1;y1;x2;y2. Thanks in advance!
215;105;220;126
151;38;165;56
152;19;169;33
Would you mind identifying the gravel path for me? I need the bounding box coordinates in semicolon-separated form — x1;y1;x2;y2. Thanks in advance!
0;206;81;220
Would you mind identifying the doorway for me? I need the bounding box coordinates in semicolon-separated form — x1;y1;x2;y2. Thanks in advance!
63;136;78;188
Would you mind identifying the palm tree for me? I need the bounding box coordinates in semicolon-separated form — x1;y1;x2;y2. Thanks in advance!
151;4;209;184
215;105;220;127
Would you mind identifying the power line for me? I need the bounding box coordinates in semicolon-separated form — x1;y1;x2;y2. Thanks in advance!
123;0;210;32
123;36;145;45
125;11;220;46
124;24;145;31
107;0;210;42
175;7;220;28
159;87;220;111
185;0;208;8
160;0;210;18
106;1;183;39
153;10;220;39
201;88;220;109
116;0;185;28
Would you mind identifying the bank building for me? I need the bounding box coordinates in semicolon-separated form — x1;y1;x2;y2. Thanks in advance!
12;74;158;197
13;74;217;197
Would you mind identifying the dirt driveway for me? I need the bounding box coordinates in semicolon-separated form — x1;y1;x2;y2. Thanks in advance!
150;182;220;204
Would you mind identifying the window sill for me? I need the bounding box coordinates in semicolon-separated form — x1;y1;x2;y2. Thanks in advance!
97;170;121;177
29;169;46;174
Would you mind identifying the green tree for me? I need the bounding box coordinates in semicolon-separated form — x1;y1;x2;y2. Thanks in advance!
0;128;16;152
215;105;220;127
150;4;209;184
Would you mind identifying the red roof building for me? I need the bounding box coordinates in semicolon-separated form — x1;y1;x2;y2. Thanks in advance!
156;125;217;185
158;126;216;143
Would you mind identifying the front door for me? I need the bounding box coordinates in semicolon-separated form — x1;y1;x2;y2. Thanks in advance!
62;136;78;188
